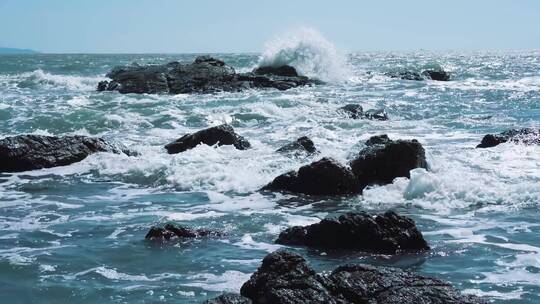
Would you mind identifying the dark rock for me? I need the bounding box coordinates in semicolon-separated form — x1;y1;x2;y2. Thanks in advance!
165;124;251;154
276;136;317;155
203;294;252;304
387;68;450;81
99;56;319;94
0;134;133;173
339;104;363;119
238;250;484;304
145;223;221;241
253;65;299;77
476;128;540;148
240;250;337;304
350;135;428;189
276;211;429;254
422;68;450;81
339;104;388;120
364;108;389;121
262;157;361;195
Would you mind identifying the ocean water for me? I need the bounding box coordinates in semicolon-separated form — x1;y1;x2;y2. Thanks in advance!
1;35;540;303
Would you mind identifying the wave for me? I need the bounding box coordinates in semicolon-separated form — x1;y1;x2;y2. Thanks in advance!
17;69;100;91
258;27;351;82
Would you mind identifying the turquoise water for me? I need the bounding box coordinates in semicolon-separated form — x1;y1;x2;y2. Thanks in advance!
0;51;539;303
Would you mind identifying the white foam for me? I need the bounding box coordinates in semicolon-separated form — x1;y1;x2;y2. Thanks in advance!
258;27;351;82
184;270;251;292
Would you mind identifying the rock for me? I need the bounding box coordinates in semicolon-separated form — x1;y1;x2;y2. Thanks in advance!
276;136;317;155
240;250;337;304
165;124;251;154
262;157;361;195
253;65;299;77
476;128;540;148
145;223;221;241
203;294;252;304
422;68;450;81
339;104;363;119
238;250;484;304
350;135;428;189
364;108;389;121
339;104;388;120
275;211;429;254
99;56;320;94
387;68;450;81
0;134;133;173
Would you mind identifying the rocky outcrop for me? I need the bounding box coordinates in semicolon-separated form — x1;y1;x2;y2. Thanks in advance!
97;56;320;94
203;294;252;304
262;157;361;195
476;128;540;148
387;68;450;81
165;124;251;154
339;104;388;121
0;134;134;173
227;250;484;304
145;223;222;241
275;211;429;254
276;136;317;155
350;135;428;189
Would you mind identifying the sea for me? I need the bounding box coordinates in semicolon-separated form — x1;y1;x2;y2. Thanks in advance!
1;30;539;303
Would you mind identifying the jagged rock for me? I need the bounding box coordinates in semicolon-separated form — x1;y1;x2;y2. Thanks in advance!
339;104;388;120
0;134;134;173
422;68;450;81
476;128;540;148
145;223;221;241
240;250;337;304
203;294;252;304
276;136;317;155
387;68;450;81
253;65;299;77
275;211;429;254
262;157;361;195
235;250;484;304
350;135;428;189
165;124;251;154
98;56;319;94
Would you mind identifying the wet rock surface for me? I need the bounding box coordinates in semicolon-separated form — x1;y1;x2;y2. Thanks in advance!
221;250;484;304
276;136;317;155
0;134;133;172
203;294;252;304
262;157;361;195
275;211;429;254
145;223;222;241
98;56;320;94
339;104;388;120
165;124;251;154
476;128;540;148
350;135;428;189
387;68;450;81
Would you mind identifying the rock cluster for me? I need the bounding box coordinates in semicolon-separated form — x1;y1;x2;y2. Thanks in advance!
386;68;450;81
145;224;222;241
98;56;321;94
476;128;540;148
339;104;389;121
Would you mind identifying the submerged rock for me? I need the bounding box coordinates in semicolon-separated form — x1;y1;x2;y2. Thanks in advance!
276;136;317;155
262;157;361;195
98;56;319;94
339;104;388;120
350;135;428;189
231;250;484;304
203;294;252;304
387;68;450;81
476;128;540;148
0;134;133;173
165;124;251;154
275;211;429;254
145;223;221;241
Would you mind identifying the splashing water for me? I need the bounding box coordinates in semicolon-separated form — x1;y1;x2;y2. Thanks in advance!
258;28;351;82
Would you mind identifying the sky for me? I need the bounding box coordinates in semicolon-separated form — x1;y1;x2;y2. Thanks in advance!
0;0;539;53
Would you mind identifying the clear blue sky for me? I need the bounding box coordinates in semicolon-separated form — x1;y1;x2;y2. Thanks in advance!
1;0;539;53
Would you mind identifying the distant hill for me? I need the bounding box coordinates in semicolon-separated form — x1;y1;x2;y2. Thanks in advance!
0;47;39;54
